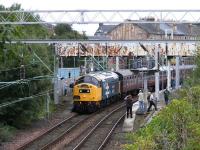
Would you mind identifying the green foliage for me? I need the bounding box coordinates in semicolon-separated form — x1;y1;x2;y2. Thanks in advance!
0;4;54;131
0;124;16;142
184;46;200;87
0;3;88;142
125;99;200;150
52;23;87;67
52;23;87;39
193;46;200;81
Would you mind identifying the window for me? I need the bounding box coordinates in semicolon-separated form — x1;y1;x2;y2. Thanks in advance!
76;76;99;86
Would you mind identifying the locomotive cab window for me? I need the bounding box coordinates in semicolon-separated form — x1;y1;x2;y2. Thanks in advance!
76;76;99;86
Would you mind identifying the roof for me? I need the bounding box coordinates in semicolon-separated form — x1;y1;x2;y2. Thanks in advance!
94;22;199;36
86;71;119;81
191;24;200;36
131;23;186;35
94;24;116;35
88;35;111;40
115;69;133;76
136;23;163;35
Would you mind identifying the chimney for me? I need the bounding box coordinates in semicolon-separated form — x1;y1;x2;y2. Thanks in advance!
95;23;103;36
99;23;103;27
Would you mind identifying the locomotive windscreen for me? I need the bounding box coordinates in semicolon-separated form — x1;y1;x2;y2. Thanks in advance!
76;76;99;86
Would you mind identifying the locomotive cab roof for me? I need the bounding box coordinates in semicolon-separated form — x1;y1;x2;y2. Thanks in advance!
115;69;133;76
78;71;119;82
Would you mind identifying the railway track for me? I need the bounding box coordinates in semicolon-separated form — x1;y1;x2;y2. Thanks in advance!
17;101;126;150
16;113;88;150
63;105;126;150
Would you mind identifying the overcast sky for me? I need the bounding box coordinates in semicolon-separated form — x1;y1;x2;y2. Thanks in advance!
1;0;199;35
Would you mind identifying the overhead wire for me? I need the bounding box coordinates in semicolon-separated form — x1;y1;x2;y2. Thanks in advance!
0;88;55;109
0;80;25;90
0;44;55;109
0;74;54;90
0;63;34;72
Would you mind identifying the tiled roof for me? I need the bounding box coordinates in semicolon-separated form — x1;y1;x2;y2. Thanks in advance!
94;24;116;35
136;23;186;35
88;35;111;40
94;22;200;36
191;24;200;36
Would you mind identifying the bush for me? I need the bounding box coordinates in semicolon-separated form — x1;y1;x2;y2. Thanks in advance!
125;99;200;150
0;124;16;142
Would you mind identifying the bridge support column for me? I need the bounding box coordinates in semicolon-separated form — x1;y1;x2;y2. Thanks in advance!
155;72;160;101
175;56;180;89
143;72;148;111
155;46;160;101
89;62;94;72
84;57;87;74
116;56;119;71
167;60;171;90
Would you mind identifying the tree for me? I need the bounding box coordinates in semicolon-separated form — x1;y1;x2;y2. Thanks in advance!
0;4;54;129
125;100;200;150
52;23;87;68
53;23;87;39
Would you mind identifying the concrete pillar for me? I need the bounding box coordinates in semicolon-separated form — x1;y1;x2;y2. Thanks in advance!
116;56;119;71
60;56;63;68
155;46;159;101
84;57;87;74
155;47;159;70
90;62;94;72
175;56;180;89
171;29;174;40
144;73;148;93
167;60;171;90
143;72;148;111
155;72;160;101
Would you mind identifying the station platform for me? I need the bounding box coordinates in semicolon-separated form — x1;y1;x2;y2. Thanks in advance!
123;90;166;132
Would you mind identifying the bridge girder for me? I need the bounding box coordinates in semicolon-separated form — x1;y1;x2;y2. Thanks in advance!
1;10;200;24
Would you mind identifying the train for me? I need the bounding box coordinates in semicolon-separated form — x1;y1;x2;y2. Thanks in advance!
72;67;192;113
